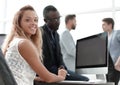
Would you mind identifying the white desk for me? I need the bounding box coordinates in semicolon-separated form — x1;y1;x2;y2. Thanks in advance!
59;80;114;85
34;80;114;85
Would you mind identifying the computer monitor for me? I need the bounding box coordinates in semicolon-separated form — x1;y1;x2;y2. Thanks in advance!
76;32;108;74
0;34;6;47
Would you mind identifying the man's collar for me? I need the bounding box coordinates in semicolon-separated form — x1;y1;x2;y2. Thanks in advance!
45;24;54;33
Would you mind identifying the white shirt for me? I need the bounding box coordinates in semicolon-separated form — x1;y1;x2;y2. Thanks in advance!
5;38;36;85
60;29;76;72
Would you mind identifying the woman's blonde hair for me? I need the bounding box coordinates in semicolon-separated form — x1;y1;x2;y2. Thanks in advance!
2;5;42;60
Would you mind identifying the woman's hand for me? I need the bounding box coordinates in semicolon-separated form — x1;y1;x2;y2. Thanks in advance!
58;68;67;80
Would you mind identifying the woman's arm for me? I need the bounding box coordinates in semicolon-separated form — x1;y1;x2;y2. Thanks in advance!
18;39;67;83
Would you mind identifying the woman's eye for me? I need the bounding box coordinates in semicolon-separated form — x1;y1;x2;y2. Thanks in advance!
34;19;38;22
25;19;30;22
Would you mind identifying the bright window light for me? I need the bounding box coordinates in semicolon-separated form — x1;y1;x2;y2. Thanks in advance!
0;0;120;43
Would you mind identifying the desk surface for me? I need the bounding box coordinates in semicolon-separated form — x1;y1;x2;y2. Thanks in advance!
34;80;114;85
59;80;114;85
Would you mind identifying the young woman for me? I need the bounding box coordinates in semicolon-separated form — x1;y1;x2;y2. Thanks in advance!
2;5;66;85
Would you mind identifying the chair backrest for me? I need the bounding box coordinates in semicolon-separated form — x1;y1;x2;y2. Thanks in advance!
0;34;6;47
0;49;17;85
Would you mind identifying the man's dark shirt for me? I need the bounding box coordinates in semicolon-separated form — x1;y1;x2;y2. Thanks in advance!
40;24;66;74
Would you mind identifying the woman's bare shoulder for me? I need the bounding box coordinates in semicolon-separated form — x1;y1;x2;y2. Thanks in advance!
18;38;34;51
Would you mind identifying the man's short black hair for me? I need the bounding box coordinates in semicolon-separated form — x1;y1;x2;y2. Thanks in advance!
43;5;58;19
65;14;76;24
102;17;114;29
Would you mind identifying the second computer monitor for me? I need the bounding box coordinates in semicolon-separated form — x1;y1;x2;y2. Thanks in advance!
76;32;108;74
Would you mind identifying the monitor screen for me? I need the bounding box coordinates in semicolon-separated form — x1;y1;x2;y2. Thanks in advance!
76;32;108;74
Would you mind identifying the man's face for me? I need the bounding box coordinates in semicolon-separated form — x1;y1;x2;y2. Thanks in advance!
45;11;60;31
68;18;76;30
102;21;112;32
71;18;76;30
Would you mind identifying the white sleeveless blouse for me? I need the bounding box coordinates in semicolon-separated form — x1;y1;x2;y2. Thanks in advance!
5;38;36;85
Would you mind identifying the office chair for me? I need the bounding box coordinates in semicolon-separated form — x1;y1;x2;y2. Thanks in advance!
0;49;17;85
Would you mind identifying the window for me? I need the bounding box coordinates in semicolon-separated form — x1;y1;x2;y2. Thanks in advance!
1;0;120;42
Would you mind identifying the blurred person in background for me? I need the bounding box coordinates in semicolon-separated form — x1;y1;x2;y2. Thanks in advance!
60;14;76;72
102;17;120;85
40;5;89;81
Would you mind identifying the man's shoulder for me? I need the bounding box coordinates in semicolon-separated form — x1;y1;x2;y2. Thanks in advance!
39;25;48;33
60;30;71;41
62;29;69;34
116;30;120;33
61;30;71;37
113;30;120;40
39;25;45;30
113;30;120;35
